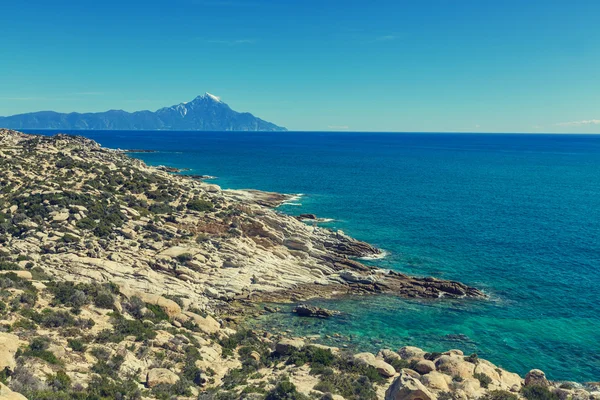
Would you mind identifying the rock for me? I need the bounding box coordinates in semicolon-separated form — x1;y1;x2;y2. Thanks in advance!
379;349;403;363
8;205;18;214
474;362;501;383
459;378;484;398
183;312;220;334
308;344;340;354
0;271;32;280
421;371;450;391
204;286;221;299
146;368;179;388
414;360;436;374
398;346;426;361
354;352;396;378
497;369;523;389
0;333;21;373
53;212;70;221
339;270;377;284
296;214;317;220
293;304;340;318
0;383;27;400
385;371;437;400
434;355;475;379
525;369;549;387
284;237;312;252
119;228;136;239
276;338;305;355
119;288;181;318
249;351;261;361
444;349;464;356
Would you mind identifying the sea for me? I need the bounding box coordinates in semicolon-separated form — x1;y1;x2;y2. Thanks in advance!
30;130;600;382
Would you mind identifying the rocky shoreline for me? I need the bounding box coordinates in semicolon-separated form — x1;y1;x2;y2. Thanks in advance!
0;128;596;400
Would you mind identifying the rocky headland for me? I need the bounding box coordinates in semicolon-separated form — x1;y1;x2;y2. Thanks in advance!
0;129;596;400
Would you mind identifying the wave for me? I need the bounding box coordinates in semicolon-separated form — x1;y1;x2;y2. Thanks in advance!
358;250;389;260
280;193;304;206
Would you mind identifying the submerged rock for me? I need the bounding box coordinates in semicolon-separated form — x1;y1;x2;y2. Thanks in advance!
293;304;340;318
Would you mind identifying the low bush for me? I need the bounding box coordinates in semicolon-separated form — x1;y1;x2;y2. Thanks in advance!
482;390;519;400
186;199;214;212
265;378;309;400
474;372;492;388
23;337;61;365
67;338;87;352
521;385;559;400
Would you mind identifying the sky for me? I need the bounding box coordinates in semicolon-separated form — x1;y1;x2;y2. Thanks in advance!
1;0;599;133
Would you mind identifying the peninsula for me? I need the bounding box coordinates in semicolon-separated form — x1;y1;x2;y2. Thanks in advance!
0;129;595;400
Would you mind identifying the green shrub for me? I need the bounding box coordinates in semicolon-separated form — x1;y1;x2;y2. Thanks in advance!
176;253;194;263
288;346;335;369
384;356;410;372
67;338;87;352
265;378;309;400
0;261;20;271
61;234;79;243
145;303;169;322
521;385;559;400
424;352;443;361
465;353;479;364
23;338;61;365
93;292;115;309
474;372;492;388
482;390;519;400
48;370;71;391
186;199;214;212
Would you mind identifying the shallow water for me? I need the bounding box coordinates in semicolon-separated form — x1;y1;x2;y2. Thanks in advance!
32;130;600;381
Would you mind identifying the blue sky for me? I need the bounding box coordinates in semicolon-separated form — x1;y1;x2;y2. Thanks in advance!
1;0;599;132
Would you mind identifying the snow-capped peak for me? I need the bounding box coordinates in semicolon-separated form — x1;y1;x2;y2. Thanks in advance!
205;92;221;102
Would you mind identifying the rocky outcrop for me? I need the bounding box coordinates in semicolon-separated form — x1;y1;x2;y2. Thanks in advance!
0;333;22;374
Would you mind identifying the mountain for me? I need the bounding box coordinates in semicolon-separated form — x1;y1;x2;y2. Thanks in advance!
0;93;287;131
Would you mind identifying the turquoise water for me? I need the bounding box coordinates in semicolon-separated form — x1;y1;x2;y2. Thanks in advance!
33;131;600;381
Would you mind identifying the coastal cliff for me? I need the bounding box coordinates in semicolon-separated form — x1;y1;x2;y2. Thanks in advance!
0;129;595;400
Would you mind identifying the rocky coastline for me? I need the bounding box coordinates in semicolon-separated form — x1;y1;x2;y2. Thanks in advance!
0;128;596;400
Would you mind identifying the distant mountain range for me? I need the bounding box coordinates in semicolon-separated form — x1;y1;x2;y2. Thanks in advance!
0;93;287;131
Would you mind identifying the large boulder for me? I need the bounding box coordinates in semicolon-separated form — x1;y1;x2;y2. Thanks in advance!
434;355;475;379
414;360;436;374
182;312;220;334
0;333;21;373
146;368;179;388
525;369;549;387
0;383;27;400
354;352;396;378
119;287;181;318
398;346;426;361
275;338;305;355
386;372;437;400
458;378;484;398
421;371;451;391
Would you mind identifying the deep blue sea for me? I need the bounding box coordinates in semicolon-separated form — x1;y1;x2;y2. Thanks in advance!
32;130;600;382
